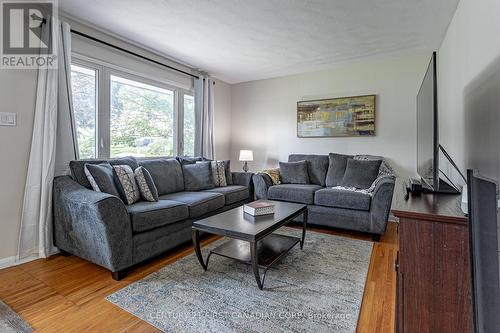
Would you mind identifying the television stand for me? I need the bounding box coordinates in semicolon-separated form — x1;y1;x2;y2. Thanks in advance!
392;179;472;332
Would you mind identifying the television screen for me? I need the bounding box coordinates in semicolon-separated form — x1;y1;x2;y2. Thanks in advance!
417;52;438;189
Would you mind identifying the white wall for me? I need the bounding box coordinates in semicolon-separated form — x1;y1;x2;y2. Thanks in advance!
438;0;500;181
229;53;430;176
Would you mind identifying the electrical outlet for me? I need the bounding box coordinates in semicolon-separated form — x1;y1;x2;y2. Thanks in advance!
0;112;16;126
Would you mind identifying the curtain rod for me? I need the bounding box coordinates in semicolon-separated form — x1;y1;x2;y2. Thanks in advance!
70;29;200;80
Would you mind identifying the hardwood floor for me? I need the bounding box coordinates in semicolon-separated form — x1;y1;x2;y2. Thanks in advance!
0;222;397;333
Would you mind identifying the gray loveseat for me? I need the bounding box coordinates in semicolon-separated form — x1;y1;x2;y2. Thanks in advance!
252;154;395;240
53;156;253;280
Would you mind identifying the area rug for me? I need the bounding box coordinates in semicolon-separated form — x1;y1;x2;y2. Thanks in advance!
107;228;373;333
0;300;32;333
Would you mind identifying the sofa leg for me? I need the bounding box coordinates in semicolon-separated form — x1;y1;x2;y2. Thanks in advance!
59;249;71;257
372;234;381;242
111;270;128;281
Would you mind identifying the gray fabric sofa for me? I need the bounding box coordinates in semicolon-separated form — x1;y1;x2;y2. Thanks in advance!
252;154;395;240
53;156;254;280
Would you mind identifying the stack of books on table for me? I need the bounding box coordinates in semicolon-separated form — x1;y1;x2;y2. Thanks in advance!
244;201;275;216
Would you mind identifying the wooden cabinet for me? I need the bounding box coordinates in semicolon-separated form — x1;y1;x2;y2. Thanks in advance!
392;182;473;333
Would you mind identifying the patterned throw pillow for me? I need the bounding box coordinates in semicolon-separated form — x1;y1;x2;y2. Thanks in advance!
211;161;227;187
113;165;140;205
134;166;158;202
262;168;281;185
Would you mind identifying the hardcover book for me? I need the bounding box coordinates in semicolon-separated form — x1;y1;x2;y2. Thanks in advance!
244;201;275;216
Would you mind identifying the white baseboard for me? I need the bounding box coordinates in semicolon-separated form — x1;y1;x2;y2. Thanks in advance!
0;254;40;270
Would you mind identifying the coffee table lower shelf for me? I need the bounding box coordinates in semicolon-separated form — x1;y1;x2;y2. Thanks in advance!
210;234;300;268
195;233;302;290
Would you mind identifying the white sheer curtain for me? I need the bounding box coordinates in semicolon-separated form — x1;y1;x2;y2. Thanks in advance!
17;19;78;260
194;75;215;159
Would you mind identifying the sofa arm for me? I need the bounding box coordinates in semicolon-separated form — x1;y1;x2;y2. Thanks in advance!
53;176;133;272
232;172;255;199
252;173;273;200
369;177;396;234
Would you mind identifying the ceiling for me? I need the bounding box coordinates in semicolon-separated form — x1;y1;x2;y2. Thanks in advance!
60;0;460;84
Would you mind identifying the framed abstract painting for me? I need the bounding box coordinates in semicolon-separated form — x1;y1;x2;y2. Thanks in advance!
297;94;376;137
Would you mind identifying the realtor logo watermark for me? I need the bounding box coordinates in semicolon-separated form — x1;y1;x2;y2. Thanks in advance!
1;0;57;69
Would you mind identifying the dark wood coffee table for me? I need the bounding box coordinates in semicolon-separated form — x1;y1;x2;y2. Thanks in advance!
192;200;307;290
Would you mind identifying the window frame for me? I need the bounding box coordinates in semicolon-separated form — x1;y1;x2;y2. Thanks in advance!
71;52;195;159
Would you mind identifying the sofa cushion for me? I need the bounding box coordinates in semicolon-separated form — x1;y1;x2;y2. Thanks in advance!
205;185;249;205
341;159;382;189
176;156;207;165
83;163;121;198
268;184;322;204
261;168;281;185
159;191;225;218
279;160;310;184
134;166;159;202
70;157;138;189
314;188;372;211
139;158;184;195
113;165;141;205
289;154;329;186
126;200;189;233
223;160;233;185
325;153;353;187
210;161;227;187
183;162;215;191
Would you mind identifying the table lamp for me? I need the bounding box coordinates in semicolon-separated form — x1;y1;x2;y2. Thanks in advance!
239;150;253;172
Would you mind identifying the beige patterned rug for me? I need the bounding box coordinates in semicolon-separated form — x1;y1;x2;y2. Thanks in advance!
107;228;373;333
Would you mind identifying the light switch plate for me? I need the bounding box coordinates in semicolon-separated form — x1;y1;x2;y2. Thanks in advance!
0;112;17;126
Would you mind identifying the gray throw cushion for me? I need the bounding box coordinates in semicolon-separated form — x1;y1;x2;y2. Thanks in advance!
314;188;372;211
71;157;138;189
159;191;225;218
83;163;121;198
279;160;310;184
183;162;215;191
223;160;233;185
205;185;249;205
113;165;141;205
325;153;353;187
126;200;189;233
177;156;207;165
139;158;184;195
267;184;322;204
288;154;329;186
134;166;159;202
341;159;382;189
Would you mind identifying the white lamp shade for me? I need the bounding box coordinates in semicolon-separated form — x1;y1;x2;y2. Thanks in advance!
239;150;253;161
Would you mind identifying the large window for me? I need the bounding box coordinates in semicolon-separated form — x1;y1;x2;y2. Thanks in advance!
70;57;195;159
71;64;97;159
110;75;175;157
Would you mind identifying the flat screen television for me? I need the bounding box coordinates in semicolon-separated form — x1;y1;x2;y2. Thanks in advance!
417;52;439;190
467;169;500;332
416;52;462;193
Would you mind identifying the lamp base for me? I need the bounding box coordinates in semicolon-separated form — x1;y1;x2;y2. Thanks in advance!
242;161;249;172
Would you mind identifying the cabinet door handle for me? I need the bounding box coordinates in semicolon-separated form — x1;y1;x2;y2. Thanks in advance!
395;251;400;272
